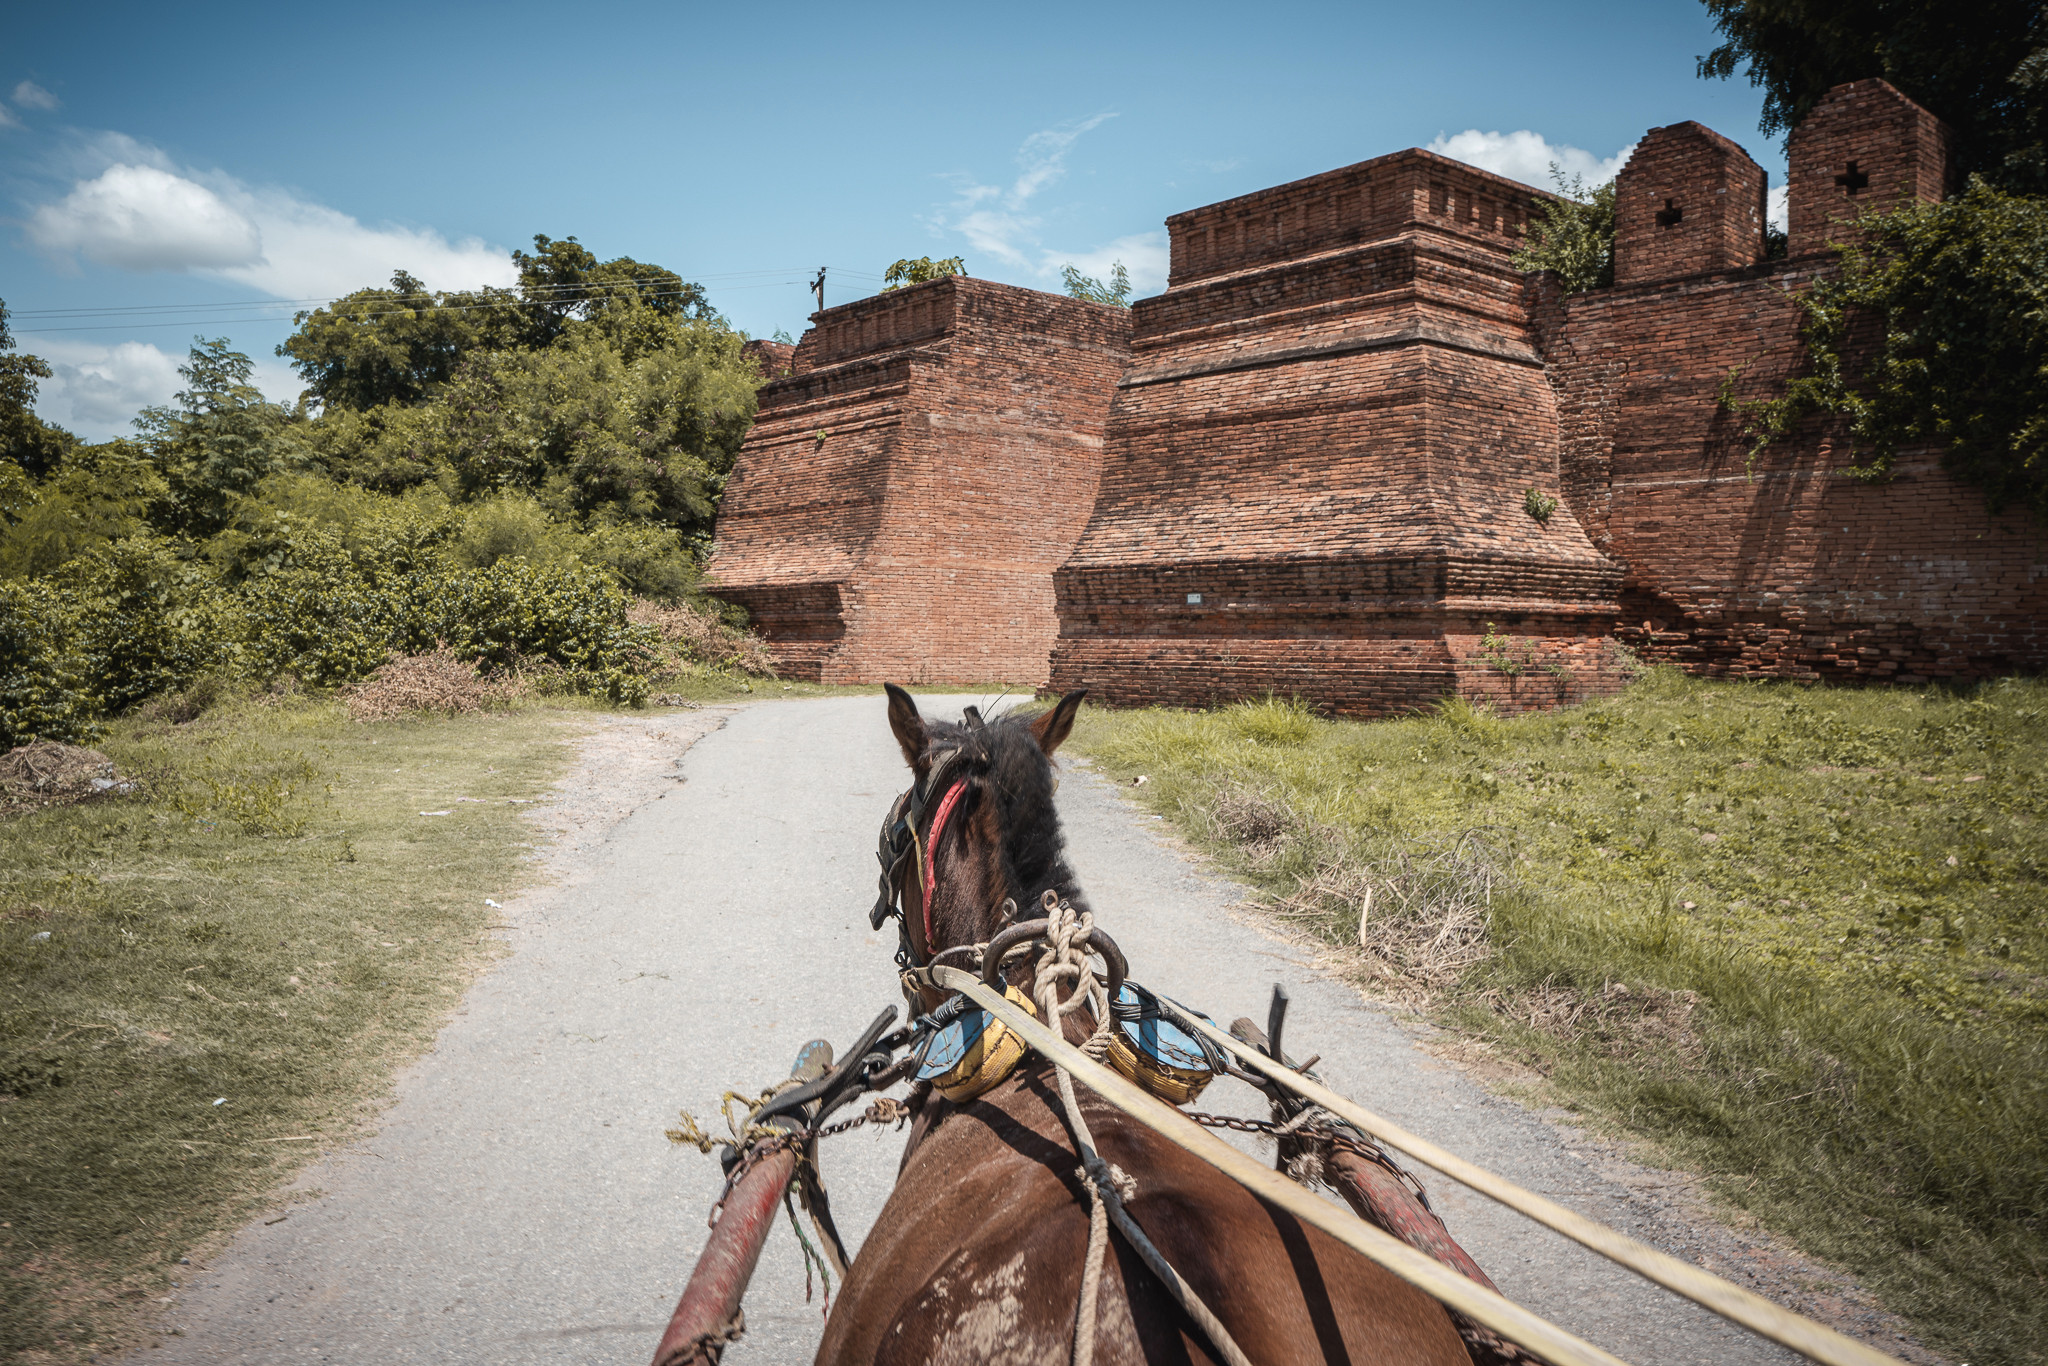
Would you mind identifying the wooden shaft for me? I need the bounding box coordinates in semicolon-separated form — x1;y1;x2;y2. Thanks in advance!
1172;1007;1905;1366
649;1147;798;1366
933;967;1635;1366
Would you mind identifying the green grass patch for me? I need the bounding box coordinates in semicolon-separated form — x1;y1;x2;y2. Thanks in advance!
0;694;608;1361
1071;672;2048;1365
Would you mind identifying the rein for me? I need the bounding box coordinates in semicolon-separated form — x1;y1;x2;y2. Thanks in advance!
919;778;969;958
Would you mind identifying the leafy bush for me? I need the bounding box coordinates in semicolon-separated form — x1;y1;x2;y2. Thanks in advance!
1513;170;1616;293
59;537;231;713
0;581;96;748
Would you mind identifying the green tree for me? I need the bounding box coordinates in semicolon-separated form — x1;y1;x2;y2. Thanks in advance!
1698;0;2047;189
882;256;968;289
136;339;301;536
278;271;522;412
1060;261;1133;307
436;314;756;532
0;299;76;480
1512;170;1616;292
513;235;712;348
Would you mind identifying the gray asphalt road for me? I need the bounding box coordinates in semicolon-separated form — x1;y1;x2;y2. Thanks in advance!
145;695;1882;1365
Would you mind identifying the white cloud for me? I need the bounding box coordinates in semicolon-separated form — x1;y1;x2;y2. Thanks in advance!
29;338;184;441
1425;129;1635;191
927;115;1166;298
0;106;19;132
31;337;305;442
12;81;59;111
28;164;263;272
24;151;515;299
1768;183;1789;231
932;113;1117;267
1041;232;1170;298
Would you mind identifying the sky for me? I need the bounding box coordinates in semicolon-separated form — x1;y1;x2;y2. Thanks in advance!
1;0;1785;441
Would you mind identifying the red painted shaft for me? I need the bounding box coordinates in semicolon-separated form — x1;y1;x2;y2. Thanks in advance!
650;1148;799;1366
1327;1149;1499;1292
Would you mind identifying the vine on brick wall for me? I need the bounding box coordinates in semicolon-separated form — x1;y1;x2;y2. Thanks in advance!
1717;178;2048;518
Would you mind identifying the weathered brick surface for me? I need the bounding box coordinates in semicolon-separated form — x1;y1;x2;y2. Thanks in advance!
705;277;1130;683
715;82;2039;705
1787;79;1956;256
1613;122;1767;286
1531;82;2045;684
1049;150;1629;717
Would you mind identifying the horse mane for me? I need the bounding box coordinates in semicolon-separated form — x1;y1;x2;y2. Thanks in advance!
925;708;1086;915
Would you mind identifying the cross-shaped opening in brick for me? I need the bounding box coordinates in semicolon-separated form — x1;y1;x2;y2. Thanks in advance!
1655;198;1683;228
1835;161;1870;194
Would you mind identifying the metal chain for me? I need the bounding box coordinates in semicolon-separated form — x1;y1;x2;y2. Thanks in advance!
703;1098;913;1230
1180;1109;1438;1214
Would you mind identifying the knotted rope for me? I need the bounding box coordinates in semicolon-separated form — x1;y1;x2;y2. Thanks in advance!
1029;893;1253;1366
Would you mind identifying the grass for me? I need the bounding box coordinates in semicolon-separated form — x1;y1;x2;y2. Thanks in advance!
1069;670;2048;1366
0;666;1039;1361
0;691;615;1361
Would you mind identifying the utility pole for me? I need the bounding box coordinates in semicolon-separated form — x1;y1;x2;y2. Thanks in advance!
810;267;827;315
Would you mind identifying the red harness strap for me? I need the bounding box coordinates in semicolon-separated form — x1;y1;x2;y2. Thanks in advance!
920;779;969;957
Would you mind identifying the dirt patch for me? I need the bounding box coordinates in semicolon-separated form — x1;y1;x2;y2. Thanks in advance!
341;647;519;722
0;740;135;811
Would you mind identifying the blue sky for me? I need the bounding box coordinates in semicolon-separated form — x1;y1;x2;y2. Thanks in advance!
2;0;1781;440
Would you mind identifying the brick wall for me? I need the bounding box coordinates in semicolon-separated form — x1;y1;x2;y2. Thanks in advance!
1049;150;1630;717
1531;81;2046;683
705;277;1130;684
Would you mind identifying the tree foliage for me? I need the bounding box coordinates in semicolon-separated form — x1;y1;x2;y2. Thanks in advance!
1061;261;1133;307
0;232;771;737
1720;179;2048;518
882;256;968;289
1511;170;1616;293
278;271;521;412
1698;0;2048;190
0;300;75;480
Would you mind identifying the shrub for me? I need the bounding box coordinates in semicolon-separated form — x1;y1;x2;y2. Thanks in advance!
0;581;96;748
628;598;776;677
60;537;232;713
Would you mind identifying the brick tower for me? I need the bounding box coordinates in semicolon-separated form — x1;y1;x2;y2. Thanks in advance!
1047;150;1626;716
1786;79;1956;255
706;277;1130;684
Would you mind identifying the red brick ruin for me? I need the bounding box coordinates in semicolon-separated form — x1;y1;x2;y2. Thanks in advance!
711;80;2046;709
706;277;1130;682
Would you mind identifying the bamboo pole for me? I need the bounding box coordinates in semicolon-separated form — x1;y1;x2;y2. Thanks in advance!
1167;1004;1904;1366
933;967;1634;1366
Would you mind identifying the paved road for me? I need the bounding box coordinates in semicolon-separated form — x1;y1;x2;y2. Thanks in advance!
150;695;1847;1365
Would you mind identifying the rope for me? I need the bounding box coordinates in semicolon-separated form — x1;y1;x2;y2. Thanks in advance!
1029;896;1254;1366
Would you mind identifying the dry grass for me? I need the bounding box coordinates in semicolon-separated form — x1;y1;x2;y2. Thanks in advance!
341;646;520;722
1203;781;1502;997
629;599;777;678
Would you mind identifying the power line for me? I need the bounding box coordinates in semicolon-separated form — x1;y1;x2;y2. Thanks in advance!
10;267;889;323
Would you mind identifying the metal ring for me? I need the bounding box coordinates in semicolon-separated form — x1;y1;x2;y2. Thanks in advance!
979;919;1050;985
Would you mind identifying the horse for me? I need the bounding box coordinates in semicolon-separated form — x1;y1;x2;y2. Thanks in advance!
814;685;1472;1365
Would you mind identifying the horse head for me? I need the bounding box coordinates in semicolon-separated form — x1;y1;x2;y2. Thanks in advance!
878;684;1086;995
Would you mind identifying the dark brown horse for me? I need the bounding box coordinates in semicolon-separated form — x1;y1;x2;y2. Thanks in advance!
815;686;1470;1364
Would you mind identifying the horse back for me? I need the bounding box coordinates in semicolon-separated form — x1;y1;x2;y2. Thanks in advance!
817;1065;1470;1365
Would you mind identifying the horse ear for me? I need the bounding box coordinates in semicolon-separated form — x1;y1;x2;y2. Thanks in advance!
1029;691;1086;757
884;683;927;768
